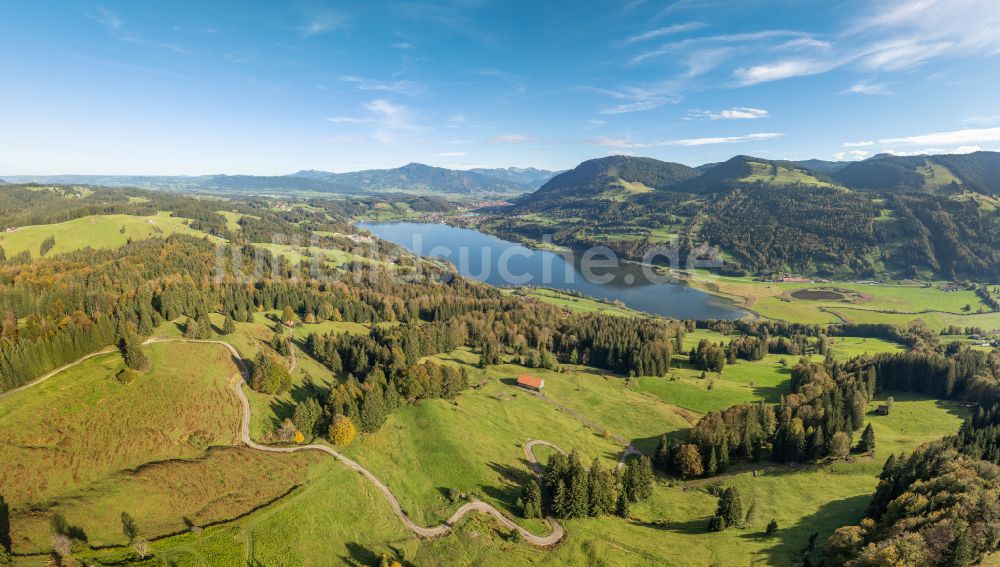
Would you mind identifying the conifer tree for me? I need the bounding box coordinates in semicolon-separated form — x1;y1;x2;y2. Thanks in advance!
519;480;543;519
552;479;569;518
654;434;673;473
222;315;236;335
615;489;630;518
359;384;388;433
117;328;149;372
716;487;743;529
857;423;876;453
292;398;322;438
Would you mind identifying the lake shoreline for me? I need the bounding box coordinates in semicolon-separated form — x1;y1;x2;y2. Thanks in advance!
357;220;750;321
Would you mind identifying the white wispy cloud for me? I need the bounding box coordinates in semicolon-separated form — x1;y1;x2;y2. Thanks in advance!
877;126;1000;147
729;0;1000;86
588;82;682;114
391;42;415;49
962;115;1000;126
663;132;784;146
88;6;190;54
299;10;347;36
623;22;705;43
688;107;769;120
628;30;810;66
490;134;533;144
734;58;838;86
585;132;783;148
433;151;468;157
833;150;870;160
327;116;372;124
326;99;423;144
843;140;875;148
841;81;893;95
776;38;832;51
340;75;423;96
882;145;982;156
92;6;123;31
851;0;1000;69
583;137;651;149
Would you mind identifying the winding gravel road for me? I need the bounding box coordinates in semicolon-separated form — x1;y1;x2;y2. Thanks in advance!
9;338;565;547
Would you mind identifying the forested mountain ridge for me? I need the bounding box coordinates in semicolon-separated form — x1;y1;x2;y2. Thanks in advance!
831;151;1000;194
506;151;1000;279
518;155;700;208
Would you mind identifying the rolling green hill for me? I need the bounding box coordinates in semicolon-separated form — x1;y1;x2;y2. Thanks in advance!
829;151;1000;194
669;155;835;193
518;155;700;208
0;212;217;258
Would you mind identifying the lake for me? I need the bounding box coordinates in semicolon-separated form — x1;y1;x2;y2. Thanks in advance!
357;221;747;320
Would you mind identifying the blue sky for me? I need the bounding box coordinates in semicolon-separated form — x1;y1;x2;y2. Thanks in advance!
2;0;1000;175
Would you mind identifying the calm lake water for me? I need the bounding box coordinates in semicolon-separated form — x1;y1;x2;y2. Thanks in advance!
358;221;747;320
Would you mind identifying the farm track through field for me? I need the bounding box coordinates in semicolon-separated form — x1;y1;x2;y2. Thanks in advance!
531;392;642;468
8;338;566;548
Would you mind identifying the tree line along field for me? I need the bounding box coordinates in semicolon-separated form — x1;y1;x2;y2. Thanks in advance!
2;314;963;566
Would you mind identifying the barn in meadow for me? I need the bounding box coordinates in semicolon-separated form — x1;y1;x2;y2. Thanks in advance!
516;374;545;392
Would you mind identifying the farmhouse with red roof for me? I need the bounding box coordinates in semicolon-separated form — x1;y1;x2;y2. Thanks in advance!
516;374;544;391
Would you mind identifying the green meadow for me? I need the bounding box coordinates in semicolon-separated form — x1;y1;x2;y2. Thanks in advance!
37;345;969;567
0;212;217;257
0;342;317;554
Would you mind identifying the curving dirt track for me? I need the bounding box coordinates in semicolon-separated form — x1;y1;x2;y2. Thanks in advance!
7;338;566;547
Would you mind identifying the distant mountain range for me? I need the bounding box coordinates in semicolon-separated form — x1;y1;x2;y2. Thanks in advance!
7;151;1000;201
3;163;559;196
287;163;557;194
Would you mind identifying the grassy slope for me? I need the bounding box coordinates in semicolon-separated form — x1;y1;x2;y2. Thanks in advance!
345;348;629;529
507;287;641;317
62;358;967;567
0;212;217;257
0;342;319;553
254;242;375;268
152;312;366;441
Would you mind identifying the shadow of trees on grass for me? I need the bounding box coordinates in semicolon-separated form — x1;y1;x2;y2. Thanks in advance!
745;493;870;566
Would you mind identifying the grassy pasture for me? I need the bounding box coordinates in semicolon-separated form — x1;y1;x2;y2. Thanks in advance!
637;330;906;414
153;311;367;441
741;161;837;187
58;383;969;567
688;272;994;329
826;336;907;359
346;348;630;528
0;212;217;257
0;341;319;553
253;242;374;268
507;287;641;317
